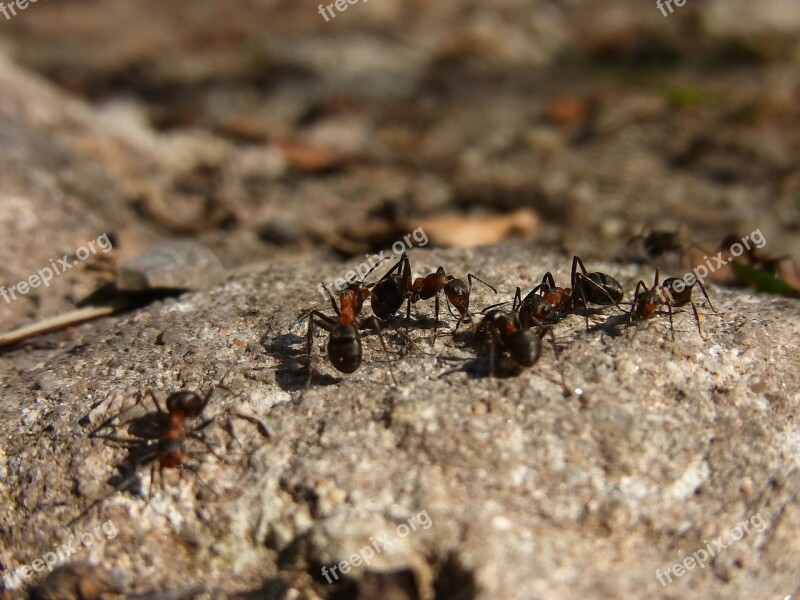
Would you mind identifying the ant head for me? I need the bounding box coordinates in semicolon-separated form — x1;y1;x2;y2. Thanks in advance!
444;279;469;316
166;391;206;417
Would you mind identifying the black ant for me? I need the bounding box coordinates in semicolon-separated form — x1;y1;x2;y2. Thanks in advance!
626;226;684;261
474;309;544;382
570;256;625;330
629;269;716;339
306;282;397;386
370;252;496;341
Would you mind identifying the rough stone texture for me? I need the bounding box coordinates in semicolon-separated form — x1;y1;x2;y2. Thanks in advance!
1;245;799;599
116;240;225;292
1;1;800;599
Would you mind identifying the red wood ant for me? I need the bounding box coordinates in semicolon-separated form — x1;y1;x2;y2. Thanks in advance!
369;252;496;341
306;282;397;386
475;309;543;376
472;304;569;396
629;269;716;339
570;256;625;329
89;388;225;498
514;272;572;326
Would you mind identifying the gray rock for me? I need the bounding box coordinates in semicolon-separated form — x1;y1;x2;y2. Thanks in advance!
1;245;798;599
116;240;225;291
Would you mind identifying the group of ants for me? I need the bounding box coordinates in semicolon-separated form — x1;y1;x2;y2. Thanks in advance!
73;232;716;516
34;229;783;596
304;240;717;388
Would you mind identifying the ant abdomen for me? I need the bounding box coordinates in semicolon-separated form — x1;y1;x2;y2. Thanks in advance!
582;272;624;305
506;330;542;367
371;275;405;321
327;324;362;373
156;438;187;468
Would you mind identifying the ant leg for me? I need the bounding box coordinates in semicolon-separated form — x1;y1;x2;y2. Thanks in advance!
576;283;591;331
467;273;498;295
146;389;167;415
689;300;704;339
512;287;523;313
360;316;398;386
306;310;336;388
694;278;718;315
322;285;340;316
666;300;676;341
543;328;570;397
571;256;589;285
432;292;440;345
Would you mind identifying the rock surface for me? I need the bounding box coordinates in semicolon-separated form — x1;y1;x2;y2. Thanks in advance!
1;245;799;599
1;1;800;598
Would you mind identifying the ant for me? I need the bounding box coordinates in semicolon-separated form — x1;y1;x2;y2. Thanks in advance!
570;256;625;330
625;226;684;261
629;269;716;339
475;309;543;375
470;303;569;397
89;388;225;499
306;282;397;386
514;272;572;326
370;252;496;342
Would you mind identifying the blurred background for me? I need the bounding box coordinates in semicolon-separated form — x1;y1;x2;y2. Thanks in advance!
1;0;799;331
